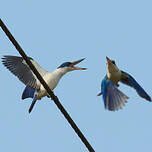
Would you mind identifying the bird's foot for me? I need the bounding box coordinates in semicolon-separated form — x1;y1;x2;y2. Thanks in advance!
97;92;102;96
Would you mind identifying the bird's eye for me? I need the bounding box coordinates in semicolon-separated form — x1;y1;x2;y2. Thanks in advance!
111;60;116;65
67;62;72;67
57;62;72;68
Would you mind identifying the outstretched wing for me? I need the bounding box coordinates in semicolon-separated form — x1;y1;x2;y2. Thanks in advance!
120;71;151;101
101;75;129;111
2;55;48;89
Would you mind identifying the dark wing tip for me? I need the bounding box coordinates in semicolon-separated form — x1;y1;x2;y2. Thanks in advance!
145;96;152;102
1;55;8;61
1;56;10;66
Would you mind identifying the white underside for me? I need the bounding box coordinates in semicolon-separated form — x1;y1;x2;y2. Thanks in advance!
36;68;68;100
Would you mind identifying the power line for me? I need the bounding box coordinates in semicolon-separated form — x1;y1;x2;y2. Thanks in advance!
0;18;95;152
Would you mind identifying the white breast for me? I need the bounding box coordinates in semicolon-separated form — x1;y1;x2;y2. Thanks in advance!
36;68;67;99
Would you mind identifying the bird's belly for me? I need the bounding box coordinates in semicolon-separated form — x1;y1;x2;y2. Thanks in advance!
36;78;59;100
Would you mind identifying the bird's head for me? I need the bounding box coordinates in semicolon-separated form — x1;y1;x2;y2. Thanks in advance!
57;58;86;72
106;56;119;73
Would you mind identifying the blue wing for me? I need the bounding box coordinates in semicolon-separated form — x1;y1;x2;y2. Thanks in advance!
120;71;151;101
101;75;129;111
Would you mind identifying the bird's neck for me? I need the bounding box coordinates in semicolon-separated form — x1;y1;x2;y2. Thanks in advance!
37;68;69;97
107;66;121;85
51;68;69;79
41;68;69;91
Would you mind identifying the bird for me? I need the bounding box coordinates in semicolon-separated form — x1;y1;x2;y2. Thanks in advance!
2;55;86;113
98;56;151;111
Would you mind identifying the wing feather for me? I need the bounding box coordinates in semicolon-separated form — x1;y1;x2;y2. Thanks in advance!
101;75;129;111
120;71;151;101
2;55;48;89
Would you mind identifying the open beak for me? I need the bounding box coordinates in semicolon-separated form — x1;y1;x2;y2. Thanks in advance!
106;56;112;65
70;58;87;70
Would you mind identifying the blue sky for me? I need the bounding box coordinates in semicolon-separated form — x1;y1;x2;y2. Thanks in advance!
1;0;152;151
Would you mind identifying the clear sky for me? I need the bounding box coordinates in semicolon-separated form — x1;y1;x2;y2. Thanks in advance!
1;0;152;152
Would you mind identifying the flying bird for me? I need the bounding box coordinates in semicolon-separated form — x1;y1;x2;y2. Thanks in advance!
2;55;86;113
98;57;151;111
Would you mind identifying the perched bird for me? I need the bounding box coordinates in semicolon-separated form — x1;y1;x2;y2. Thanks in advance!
2;55;86;113
98;57;151;111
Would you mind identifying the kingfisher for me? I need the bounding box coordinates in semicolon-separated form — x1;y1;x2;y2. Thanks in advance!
2;55;86;113
98;56;151;111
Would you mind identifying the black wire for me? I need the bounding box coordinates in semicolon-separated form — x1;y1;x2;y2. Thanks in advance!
0;18;95;152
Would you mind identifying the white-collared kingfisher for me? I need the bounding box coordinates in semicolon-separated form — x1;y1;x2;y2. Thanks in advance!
98;57;151;111
2;56;86;113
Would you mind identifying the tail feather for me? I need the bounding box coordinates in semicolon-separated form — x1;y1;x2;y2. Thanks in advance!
29;95;37;113
101;75;129;111
22;86;35;100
